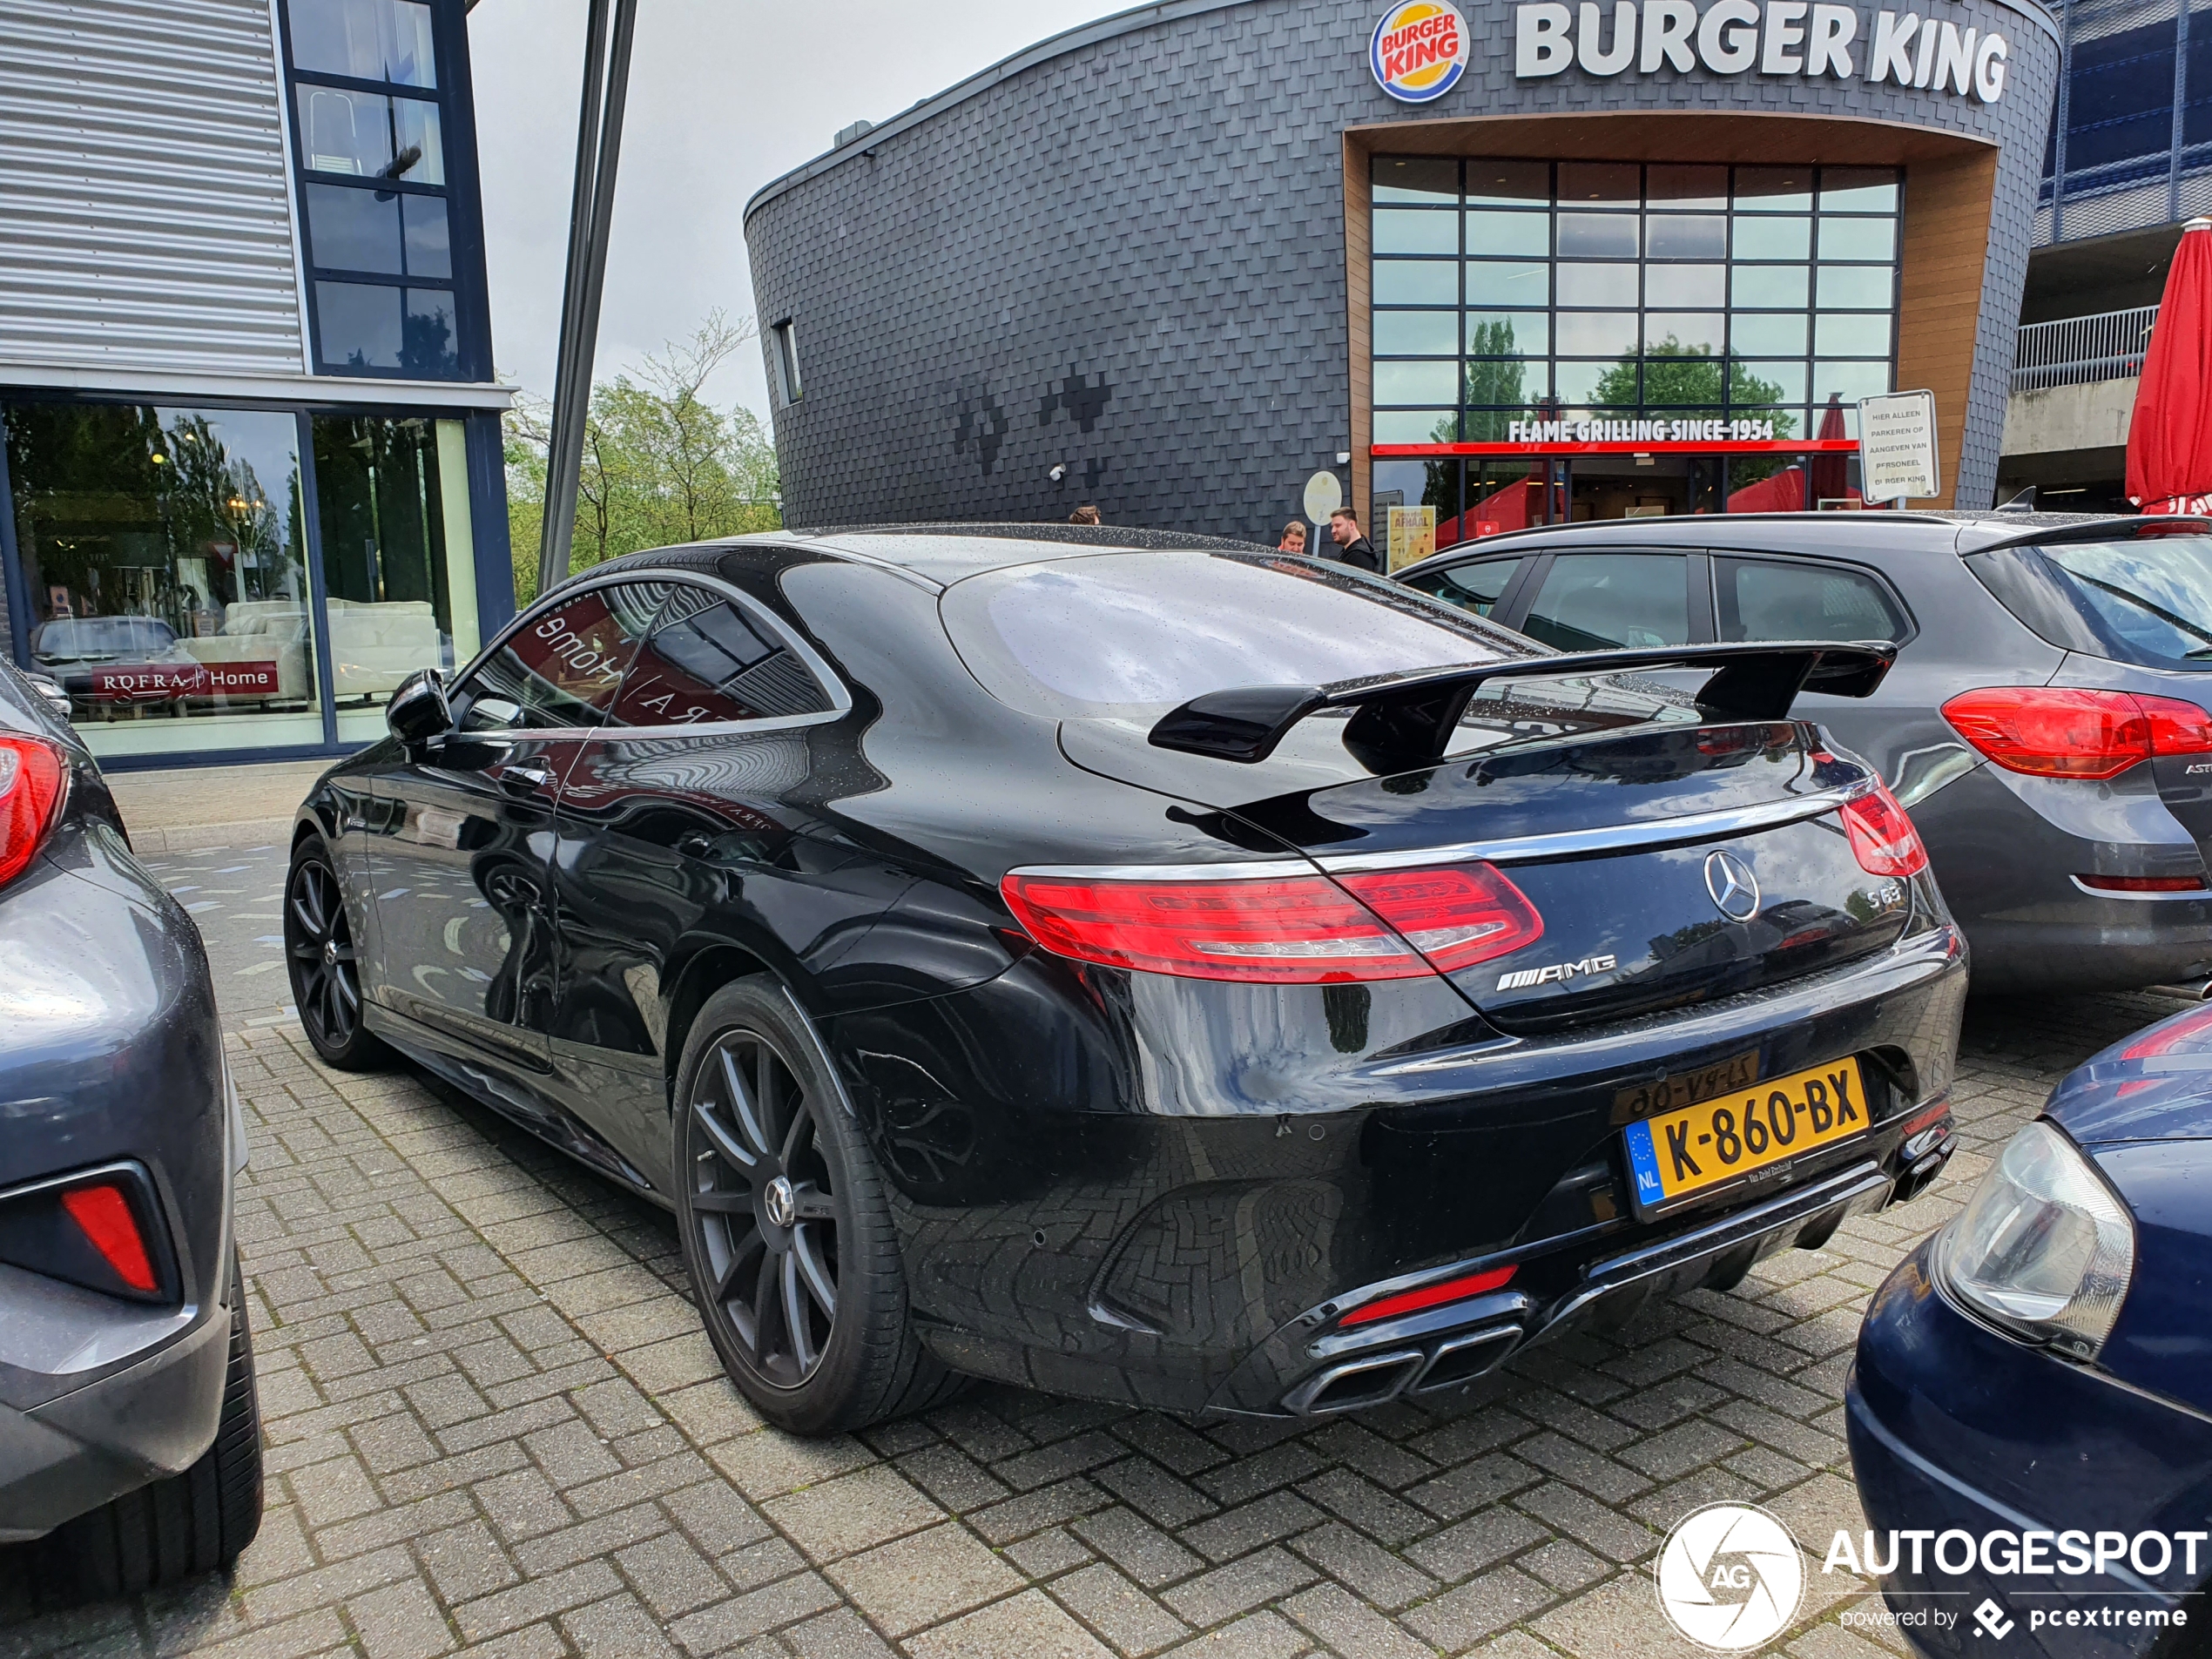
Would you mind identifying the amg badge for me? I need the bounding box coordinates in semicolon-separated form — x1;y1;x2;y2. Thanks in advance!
1497;954;1618;991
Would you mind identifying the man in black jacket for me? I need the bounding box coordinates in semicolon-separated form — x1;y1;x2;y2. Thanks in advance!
1326;508;1380;572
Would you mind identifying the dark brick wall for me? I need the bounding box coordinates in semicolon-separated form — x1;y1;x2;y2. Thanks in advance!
744;0;2059;536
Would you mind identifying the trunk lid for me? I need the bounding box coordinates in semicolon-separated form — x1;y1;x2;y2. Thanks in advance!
1069;713;1910;1031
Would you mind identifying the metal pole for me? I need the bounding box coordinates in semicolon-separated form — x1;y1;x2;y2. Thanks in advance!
537;0;635;598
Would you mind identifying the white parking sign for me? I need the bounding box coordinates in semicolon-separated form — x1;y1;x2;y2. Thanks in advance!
1858;390;1941;503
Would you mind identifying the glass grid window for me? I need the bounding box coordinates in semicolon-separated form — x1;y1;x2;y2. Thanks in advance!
283;0;465;380
1371;158;1901;444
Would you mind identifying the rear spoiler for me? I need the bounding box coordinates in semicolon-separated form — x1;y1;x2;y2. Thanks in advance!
1147;639;1898;768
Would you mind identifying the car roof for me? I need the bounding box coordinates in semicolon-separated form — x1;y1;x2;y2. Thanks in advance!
1392;509;2212;579
555;523;1276;595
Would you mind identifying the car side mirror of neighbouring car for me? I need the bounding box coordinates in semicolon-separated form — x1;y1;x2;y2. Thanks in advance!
387;669;452;751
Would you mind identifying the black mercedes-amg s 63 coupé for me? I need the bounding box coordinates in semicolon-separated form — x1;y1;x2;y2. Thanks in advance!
288;525;1966;1434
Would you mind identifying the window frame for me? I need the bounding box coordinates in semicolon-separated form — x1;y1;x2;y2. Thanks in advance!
1494;549;1716;648
1707;549;1919;649
448;569;849;740
277;0;476;381
772;320;804;406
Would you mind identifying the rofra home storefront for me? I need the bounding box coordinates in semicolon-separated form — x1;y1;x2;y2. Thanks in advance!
744;0;2060;556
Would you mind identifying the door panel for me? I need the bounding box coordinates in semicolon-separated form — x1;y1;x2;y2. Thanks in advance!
542;583;859;1194
366;732;575;1069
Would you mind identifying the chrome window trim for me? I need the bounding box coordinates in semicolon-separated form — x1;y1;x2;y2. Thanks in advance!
448;567;851;741
1006;780;1875;884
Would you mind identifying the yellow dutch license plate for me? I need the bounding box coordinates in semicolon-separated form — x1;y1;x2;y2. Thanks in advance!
1623;1057;1869;1214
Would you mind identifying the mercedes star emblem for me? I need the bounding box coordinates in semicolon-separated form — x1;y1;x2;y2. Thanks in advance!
1705;850;1761;921
763;1175;798;1229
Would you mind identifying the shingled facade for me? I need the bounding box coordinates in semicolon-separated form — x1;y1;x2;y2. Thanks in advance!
743;0;2060;536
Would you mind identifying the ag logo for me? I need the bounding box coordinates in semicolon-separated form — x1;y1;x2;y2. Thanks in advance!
1654;1503;1804;1650
1369;2;1469;103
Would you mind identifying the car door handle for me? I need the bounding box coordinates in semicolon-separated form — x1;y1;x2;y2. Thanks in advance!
496;761;555;793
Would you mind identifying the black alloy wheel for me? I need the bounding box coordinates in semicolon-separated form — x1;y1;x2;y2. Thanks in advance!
683;1028;840;1386
284;841;387;1069
671;978;965;1434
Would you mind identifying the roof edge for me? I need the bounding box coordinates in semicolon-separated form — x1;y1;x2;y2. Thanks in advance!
743;0;1253;226
743;0;2060;226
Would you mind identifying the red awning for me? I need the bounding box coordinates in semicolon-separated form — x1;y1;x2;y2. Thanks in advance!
1724;467;1806;513
2128;218;2212;514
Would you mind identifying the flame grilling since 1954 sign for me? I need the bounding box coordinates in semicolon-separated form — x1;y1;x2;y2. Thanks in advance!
1368;0;2010;104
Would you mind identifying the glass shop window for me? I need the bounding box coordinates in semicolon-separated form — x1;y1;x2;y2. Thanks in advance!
288;0;437;87
310;415;482;740
3;402;323;759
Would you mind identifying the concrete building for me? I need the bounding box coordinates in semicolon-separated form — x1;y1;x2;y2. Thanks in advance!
1994;0;2211;509
745;0;2060;548
1;0;512;768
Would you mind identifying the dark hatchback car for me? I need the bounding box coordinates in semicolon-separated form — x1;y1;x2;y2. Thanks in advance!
0;661;262;1596
1849;1001;2212;1656
1397;512;2212;992
290;526;1966;1434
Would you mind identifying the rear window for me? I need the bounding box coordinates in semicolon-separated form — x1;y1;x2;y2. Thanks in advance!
942;551;1513;717
1974;534;2212;671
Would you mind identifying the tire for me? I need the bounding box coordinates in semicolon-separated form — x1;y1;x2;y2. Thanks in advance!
671;976;967;1436
284;836;389;1070
48;1252;266;1602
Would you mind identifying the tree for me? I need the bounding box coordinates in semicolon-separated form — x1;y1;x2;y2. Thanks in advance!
1589;339;1798;433
505;311;782;604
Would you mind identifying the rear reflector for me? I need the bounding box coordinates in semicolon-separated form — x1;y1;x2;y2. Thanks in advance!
2077;873;2209;893
0;737;66;888
1000;864;1541;983
1838;783;1930;879
60;1184;157;1293
1941;687;2212;781
1342;1264;1517;1327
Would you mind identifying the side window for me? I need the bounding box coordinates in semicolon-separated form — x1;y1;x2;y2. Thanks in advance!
457;581;671;731
1716;557;1907;644
1404;556;1523;617
1521;553;1691;651
606;587;833;727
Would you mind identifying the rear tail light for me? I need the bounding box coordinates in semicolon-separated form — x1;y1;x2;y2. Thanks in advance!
61;1184;158;1293
0;735;66;887
1839;782;1930;878
2077;873;2209;893
1000;863;1542;983
1342;1264;1517;1327
1941;687;2212;781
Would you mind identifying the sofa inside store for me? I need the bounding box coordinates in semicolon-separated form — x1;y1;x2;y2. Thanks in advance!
3;401;477;762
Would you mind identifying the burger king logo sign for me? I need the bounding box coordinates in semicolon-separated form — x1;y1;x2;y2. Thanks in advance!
1371;2;1470;102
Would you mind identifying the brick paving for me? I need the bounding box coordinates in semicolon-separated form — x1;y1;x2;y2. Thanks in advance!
0;843;2188;1657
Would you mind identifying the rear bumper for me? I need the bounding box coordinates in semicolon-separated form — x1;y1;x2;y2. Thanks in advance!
1917;765;2212;991
0;1269;230;1542
0;821;233;1539
1846;1241;2212;1659
840;915;1967;1416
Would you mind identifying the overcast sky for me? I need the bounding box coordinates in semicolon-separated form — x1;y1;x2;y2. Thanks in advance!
468;1;1125;418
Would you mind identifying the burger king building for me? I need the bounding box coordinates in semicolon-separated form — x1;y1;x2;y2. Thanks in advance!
742;0;2060;544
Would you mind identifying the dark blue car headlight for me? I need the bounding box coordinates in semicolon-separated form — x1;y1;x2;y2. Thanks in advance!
1932;1121;2135;1361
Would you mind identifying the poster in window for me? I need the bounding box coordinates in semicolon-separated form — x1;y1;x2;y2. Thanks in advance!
1387;505;1437;572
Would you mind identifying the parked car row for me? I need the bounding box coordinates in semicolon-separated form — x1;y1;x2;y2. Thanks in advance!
1397;510;2212;993
7;513;2208;1651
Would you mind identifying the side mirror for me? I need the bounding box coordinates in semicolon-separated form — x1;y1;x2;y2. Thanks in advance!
387;668;452;749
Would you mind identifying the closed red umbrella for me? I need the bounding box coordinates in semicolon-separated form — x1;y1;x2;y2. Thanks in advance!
2128;217;2212;515
1807;395;1849;506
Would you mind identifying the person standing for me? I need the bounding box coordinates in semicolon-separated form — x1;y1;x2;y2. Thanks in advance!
1326;508;1379;572
1069;504;1102;525
1277;521;1308;555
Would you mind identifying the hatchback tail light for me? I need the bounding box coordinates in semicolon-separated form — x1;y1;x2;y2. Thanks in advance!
1941;687;2212;781
1838;782;1930;878
1000;863;1542;983
0;735;66;888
